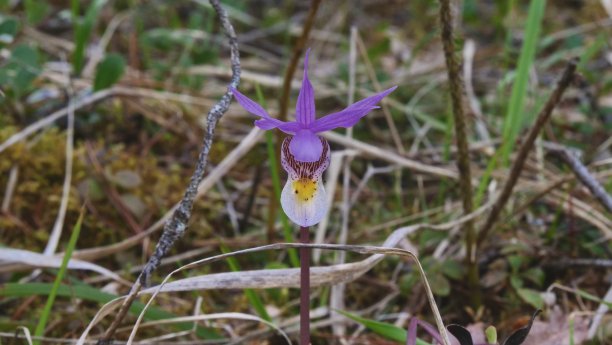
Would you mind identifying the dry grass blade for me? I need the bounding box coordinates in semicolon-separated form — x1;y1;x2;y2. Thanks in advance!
0;248;128;284
1;166;19;212
127;243;451;345
142;199;493;293
118;313;292;345
44;64;76;257
15;326;34;345
76;201;495;345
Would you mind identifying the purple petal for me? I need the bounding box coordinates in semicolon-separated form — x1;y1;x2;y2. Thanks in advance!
407;318;418;345
416;319;445;345
289;130;322;162
231;87;299;134
295;48;315;126
254;118;301;134
309;86;397;133
230;87;271;118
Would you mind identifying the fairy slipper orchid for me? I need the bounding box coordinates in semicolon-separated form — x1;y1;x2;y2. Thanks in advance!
230;49;396;226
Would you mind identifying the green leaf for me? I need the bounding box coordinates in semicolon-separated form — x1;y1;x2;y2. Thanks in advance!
507;255;523;273
0;17;19;45
400;273;419;293
516;288;544;309
522;267;545;287
429;273;451;296
93;53;125;91
510;275;524;290
24;0;49;25
440;260;465;280
0;44;40;96
336;310;431;345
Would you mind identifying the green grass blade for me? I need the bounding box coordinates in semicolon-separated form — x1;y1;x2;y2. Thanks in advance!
72;0;107;76
0;282;219;338
254;84;299;267
336;310;431;345
220;243;272;322
475;0;546;207
33;210;85;344
500;0;546;165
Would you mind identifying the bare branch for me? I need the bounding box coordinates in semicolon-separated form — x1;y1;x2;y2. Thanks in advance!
478;58;579;245
549;147;612;213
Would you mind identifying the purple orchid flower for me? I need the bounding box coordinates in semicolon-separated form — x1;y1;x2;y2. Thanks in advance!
230;49;396;226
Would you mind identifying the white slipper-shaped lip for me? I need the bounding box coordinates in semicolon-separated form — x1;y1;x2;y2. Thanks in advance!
280;136;330;227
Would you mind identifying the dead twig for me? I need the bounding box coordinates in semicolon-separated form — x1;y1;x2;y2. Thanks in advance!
548;147;612;212
97;0;241;342
438;0;480;306
477;58;579;245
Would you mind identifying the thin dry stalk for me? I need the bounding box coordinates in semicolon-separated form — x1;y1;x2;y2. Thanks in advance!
549;147;612;212
477;58;579;245
313;150;351;263
44;66;75;257
331;25;358;342
462;39;491;143
439;0;479;305
277;0;322;123
322;131;458;179
97;0;241;342
1;166;18;212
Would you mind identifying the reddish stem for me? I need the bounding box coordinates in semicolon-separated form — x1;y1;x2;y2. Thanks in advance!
300;226;310;345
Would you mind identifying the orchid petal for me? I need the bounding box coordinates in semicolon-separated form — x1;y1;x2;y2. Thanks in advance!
230;87;271;118
254;118;301;134
309;86;397;133
231;87;299;134
295;48;315;126
289;130;322;162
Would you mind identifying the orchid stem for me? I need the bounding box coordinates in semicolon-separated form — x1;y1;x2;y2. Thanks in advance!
299;226;311;345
